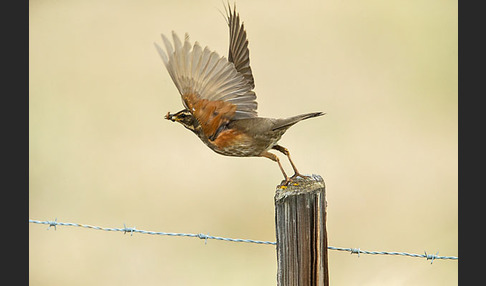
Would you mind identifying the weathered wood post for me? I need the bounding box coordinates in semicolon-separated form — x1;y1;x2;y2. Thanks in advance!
275;174;329;286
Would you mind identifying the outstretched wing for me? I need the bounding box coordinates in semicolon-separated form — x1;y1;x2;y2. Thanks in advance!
155;32;257;138
225;3;255;89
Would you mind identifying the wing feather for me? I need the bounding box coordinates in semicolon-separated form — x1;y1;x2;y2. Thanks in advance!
226;3;255;89
155;5;258;138
155;31;258;137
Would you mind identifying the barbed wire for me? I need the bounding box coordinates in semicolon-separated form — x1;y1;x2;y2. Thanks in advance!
29;218;457;263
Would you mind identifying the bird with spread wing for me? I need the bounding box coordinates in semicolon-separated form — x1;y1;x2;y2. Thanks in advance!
155;4;324;185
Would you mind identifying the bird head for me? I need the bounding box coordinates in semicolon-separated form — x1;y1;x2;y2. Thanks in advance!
165;109;198;133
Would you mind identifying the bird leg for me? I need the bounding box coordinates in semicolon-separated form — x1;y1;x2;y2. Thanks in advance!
272;145;303;179
261;151;290;185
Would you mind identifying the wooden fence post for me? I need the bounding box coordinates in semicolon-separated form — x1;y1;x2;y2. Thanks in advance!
275;174;329;286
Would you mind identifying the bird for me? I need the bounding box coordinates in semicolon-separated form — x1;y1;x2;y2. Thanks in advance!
154;3;324;185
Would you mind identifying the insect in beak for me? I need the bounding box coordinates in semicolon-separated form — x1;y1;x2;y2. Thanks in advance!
165;111;175;122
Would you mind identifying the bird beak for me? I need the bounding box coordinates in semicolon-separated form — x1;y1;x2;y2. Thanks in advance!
165;111;175;122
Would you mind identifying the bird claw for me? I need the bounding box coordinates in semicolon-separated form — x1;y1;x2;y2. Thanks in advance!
278;173;312;188
290;173;312;181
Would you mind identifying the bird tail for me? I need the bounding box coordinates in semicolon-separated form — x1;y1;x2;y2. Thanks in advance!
272;112;325;131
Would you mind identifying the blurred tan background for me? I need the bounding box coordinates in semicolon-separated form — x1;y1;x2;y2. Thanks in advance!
29;0;457;285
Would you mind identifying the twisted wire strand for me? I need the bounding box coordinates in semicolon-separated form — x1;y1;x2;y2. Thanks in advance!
29;219;457;263
29;219;275;245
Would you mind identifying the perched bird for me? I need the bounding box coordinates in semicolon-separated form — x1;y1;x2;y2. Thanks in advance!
155;4;324;185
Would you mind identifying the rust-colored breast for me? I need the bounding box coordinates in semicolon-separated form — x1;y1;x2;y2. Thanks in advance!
212;128;244;148
211;128;261;157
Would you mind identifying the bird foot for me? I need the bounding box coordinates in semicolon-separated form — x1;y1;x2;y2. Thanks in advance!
278;173;311;188
290;173;307;180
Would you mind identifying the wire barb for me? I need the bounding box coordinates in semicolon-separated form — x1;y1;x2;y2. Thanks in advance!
29;218;458;263
425;251;440;264
350;248;361;257
122;223;136;236
197;233;210;245
46;218;58;230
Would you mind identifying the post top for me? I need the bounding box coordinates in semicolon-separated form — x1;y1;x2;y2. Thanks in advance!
275;174;325;201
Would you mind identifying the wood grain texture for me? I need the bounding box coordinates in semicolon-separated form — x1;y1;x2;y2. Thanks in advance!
275;174;328;286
